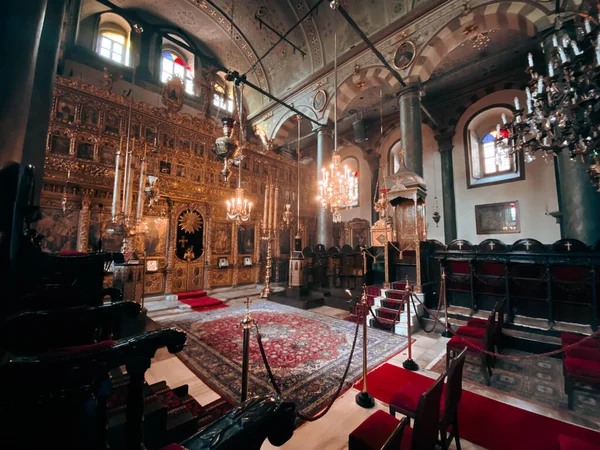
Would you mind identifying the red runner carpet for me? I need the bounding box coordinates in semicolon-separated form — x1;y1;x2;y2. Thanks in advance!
356;363;600;450
177;290;228;312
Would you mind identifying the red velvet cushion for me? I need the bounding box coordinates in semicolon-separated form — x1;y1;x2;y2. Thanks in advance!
390;385;445;419
561;333;600;349
456;326;485;340
58;250;88;256
349;410;402;450
447;336;484;353
45;340;116;357
564;358;600;381
466;318;487;328
477;262;504;276
565;347;600;361
450;261;470;274
559;434;600;450
553;266;587;281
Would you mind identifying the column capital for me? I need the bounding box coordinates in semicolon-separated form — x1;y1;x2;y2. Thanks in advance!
313;124;332;136
397;83;422;101
435;131;455;153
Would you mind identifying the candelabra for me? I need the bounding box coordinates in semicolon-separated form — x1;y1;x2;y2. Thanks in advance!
317;155;359;223
496;11;600;190
260;179;278;298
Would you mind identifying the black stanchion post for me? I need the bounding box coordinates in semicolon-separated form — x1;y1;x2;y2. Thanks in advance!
356;284;375;408
441;268;452;338
240;297;254;403
403;277;419;371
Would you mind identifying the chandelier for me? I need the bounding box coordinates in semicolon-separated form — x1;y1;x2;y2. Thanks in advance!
496;10;600;190
226;83;252;224
316;1;358;223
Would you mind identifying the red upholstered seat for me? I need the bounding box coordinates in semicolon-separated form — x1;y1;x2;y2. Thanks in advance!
456;326;485;340
466;318;487;328
565;346;600;361
390;385;445;419
447;336;484;353
561;333;600;349
348;409;406;450
564;358;600;381
559;434;600;450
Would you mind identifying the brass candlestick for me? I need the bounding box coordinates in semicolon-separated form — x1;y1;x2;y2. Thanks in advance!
356;284;375;408
260;237;273;298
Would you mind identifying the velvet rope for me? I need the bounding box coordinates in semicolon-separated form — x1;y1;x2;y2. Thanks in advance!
408;291;600;360
254;319;361;422
367;290;408;332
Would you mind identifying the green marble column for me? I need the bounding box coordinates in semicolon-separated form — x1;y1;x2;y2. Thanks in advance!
398;84;424;177
435;132;457;244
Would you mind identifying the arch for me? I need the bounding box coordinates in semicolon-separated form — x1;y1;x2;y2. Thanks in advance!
270;106;319;147
96;12;132;66
323;65;401;124
407;2;551;84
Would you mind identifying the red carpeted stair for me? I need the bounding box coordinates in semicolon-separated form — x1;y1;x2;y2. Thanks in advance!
356;363;600;450
177;290;228;312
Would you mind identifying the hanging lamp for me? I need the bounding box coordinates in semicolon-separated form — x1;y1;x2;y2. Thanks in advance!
316;1;358;223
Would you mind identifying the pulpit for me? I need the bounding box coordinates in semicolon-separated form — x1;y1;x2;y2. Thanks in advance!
288;251;305;288
113;261;144;304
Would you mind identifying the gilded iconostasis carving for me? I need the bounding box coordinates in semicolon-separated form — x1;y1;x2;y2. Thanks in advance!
40;76;316;294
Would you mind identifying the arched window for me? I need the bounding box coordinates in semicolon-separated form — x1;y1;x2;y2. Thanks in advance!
96;13;131;66
341;157;359;207
161;50;195;95
213;83;234;113
465;105;524;187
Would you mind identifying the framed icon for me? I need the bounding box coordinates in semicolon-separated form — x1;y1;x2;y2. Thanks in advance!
393;41;416;70
146;260;158;272
218;257;230;268
243;257;252;267
313;89;327;112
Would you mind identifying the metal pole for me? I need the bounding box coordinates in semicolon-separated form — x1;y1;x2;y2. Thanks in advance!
441;268;452;337
403;276;419;371
356;284;375;408
383;242;390;289
240;297;254;403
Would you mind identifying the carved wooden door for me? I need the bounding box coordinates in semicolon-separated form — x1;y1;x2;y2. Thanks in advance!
173;209;205;293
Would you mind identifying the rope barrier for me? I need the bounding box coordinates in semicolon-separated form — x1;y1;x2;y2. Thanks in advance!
407;290;600;360
254;319;361;422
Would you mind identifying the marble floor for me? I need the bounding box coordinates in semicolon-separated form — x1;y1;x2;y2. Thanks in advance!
144;296;598;450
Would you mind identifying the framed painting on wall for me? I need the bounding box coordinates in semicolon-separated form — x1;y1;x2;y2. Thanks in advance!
475;201;521;234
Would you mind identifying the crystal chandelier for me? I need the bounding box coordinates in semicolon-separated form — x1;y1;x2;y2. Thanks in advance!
316;1;359;223
226;83;252;224
496;8;600;190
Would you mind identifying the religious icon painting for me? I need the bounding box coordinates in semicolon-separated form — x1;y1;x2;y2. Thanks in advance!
131;122;141;140
159;161;171;175
76;142;95;160
254;161;260;174
99;147;115;165
81;104;99;127
145;126;157;145
243;256;252;267
211;222;232;255
393;41;416;70
37;208;79;253
162;132;175;149
242;158;250;170
104;112;122;134
176;165;186;177
144;216;168;256
312;89;327;112
192;170;202;182
179;137;191;153
50;135;71;155
237;224;255;255
194;142;205;157
56;98;76;123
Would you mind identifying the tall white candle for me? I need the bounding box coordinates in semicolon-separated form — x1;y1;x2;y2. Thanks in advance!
527;52;534;68
112;137;123;221
124;138;136;219
263;184;269;229
514;97;520;110
135;143;146;222
272;185;279;233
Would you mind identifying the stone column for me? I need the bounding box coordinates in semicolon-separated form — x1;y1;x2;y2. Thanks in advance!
541;35;600;244
397;84;424;177
77;189;93;252
316;126;333;247
435;132;457;243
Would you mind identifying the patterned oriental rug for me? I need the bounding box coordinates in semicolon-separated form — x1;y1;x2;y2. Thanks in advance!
156;302;409;418
430;349;600;428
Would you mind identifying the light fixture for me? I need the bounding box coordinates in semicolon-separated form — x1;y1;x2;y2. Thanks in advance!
496;7;600;191
316;0;359;223
226;83;252;224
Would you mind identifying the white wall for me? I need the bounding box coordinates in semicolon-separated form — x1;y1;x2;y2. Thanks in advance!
452;89;561;244
337;145;373;224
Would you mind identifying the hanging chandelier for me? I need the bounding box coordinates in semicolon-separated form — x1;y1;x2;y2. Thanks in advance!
496;7;600;190
226;83;252;224
316;0;358;223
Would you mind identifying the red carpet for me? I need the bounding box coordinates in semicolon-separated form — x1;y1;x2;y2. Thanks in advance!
357;363;600;450
177;291;228;311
